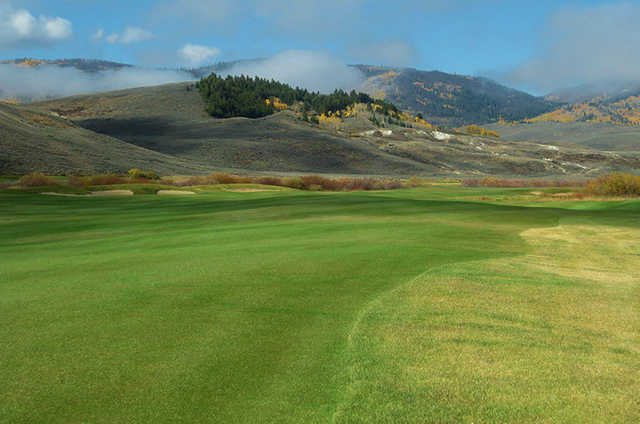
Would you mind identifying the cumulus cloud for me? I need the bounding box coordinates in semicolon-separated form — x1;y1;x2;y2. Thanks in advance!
105;26;153;45
91;28;104;40
179;43;220;66
0;2;72;48
506;2;640;91
0;64;194;100
219;50;364;93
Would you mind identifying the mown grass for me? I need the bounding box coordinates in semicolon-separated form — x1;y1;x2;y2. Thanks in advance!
0;187;638;423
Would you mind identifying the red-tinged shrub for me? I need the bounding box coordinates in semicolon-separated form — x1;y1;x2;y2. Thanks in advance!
235;175;253;184
128;169;160;180
86;174;127;186
463;177;586;188
181;172;252;186
67;175;86;187
300;175;327;188
212;172;240;184
381;179;404;190
183;174;219;186
18;172;60;187
282;177;305;189
583;173;640;197
174;172;405;192
257;176;283;186
406;176;429;187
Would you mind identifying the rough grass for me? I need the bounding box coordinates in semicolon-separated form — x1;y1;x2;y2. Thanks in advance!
335;221;640;423
0;187;638;423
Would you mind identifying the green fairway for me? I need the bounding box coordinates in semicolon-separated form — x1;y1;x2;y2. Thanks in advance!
1;188;638;423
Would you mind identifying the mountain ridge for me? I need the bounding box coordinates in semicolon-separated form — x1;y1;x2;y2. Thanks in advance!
1;57;557;126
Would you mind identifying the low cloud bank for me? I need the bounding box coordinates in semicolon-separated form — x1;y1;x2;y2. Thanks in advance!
505;2;640;92
0;65;193;100
0;50;366;100
219;50;364;93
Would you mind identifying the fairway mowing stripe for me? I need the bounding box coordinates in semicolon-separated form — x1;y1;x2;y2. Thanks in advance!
334;263;460;423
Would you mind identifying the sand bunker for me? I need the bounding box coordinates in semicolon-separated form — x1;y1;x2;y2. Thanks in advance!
91;190;133;196
157;190;196;195
226;189;279;193
43;190;133;197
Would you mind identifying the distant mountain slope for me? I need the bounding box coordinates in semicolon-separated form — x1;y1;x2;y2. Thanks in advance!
29;83;640;177
1;58;556;128
528;90;640;126
494;81;640;150
545;81;640;104
355;66;557;127
0;58;132;72
0;100;210;175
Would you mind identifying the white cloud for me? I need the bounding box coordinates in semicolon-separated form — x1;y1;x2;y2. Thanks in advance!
0;64;194;100
506;2;640;91
220;50;364;93
179;43;220;66
92;28;104;40
106;26;153;45
0;3;72;48
42;16;72;40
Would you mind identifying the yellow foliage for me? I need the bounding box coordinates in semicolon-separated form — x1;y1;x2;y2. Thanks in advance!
380;72;398;79
465;125;499;138
17;59;44;68
374;90;387;100
265;97;288;110
318;113;342;125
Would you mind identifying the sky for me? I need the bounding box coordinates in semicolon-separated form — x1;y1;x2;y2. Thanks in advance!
1;0;639;95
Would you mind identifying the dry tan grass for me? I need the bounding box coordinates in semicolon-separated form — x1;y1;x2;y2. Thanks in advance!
157;190;196;195
343;223;640;422
43;190;133;197
90;190;133;196
225;188;279;193
19;111;72;128
42;192;87;197
521;225;640;286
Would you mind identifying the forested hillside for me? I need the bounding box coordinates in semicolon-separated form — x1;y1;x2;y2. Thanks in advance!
357;66;557;127
196;73;398;119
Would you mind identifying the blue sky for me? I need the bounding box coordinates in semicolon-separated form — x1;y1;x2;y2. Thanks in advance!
1;0;639;93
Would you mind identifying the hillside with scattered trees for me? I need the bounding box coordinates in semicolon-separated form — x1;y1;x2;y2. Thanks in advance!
196;73;399;119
